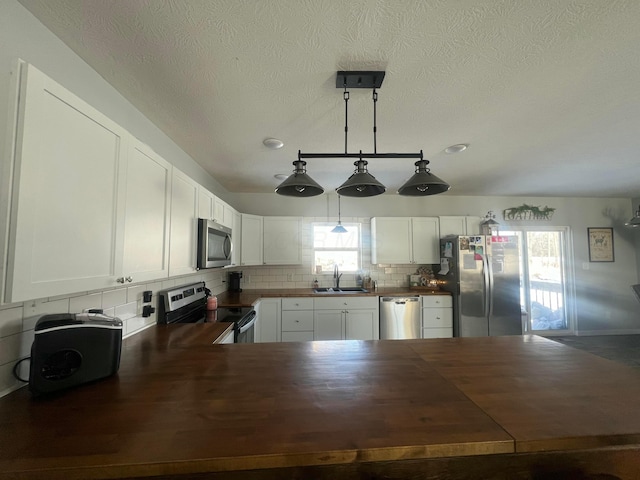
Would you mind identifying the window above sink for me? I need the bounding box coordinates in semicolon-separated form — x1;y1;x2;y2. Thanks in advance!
312;223;361;274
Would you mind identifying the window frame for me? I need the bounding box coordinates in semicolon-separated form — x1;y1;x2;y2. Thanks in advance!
311;222;362;275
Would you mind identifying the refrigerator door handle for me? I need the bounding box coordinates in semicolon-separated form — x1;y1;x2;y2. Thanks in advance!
486;254;494;321
481;254;491;319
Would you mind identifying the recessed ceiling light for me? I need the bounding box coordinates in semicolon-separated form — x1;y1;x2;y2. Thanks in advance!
263;138;284;149
444;143;469;154
274;174;288;180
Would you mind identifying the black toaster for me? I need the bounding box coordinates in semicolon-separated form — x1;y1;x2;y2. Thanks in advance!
29;312;123;396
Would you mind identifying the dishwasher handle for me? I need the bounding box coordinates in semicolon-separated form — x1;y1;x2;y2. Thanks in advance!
380;297;420;304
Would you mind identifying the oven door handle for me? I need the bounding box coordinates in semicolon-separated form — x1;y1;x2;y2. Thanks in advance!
238;311;257;335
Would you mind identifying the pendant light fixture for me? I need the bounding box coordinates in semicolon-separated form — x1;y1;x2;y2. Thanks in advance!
331;193;348;233
398;159;450;196
276;71;449;198
275;160;324;197
625;205;640;227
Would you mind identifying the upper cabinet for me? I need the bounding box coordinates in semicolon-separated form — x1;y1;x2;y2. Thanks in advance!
240;215;303;266
231;210;242;267
263;217;302;265
439;216;482;237
240;213;263;266
198;187;233;229
6;63;130;302
169;169;199;276
122;140;172;283
371;217;439;265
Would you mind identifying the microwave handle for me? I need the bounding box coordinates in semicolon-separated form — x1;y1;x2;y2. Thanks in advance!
224;234;232;259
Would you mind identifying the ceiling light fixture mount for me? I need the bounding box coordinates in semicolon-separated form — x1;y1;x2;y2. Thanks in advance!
275;71;450;198
263;138;284;149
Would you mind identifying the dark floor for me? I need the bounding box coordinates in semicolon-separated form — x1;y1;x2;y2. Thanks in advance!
549;335;640;368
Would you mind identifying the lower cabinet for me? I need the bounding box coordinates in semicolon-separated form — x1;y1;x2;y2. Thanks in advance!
255;298;281;343
313;297;379;341
281;298;314;342
421;295;453;338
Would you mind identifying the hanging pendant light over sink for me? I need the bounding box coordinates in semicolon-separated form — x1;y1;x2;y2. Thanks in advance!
331;194;347;233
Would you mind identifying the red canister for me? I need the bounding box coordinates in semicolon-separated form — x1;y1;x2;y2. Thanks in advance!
207;296;218;311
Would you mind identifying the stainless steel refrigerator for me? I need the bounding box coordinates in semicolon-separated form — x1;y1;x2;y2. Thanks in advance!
437;235;522;337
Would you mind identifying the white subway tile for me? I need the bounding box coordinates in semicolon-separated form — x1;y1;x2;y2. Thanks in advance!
127;285;145;304
0;333;21;366
102;289;127;310
69;293;103;313
0;306;23;338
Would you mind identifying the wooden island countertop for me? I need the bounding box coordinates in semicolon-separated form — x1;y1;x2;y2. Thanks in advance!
1;330;640;479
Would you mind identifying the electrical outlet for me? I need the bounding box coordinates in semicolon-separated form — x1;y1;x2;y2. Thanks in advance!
287;273;294;282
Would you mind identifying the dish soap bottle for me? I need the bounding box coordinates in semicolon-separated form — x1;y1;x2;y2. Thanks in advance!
312;278;319;288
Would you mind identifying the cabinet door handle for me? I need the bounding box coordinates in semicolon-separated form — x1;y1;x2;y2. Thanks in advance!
116;277;125;284
126;276;133;283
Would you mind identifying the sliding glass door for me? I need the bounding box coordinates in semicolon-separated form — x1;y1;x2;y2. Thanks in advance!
501;227;575;335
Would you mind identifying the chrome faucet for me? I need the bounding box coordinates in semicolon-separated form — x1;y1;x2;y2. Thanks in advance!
333;264;342;289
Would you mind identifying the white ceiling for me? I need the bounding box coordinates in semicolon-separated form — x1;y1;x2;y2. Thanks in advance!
17;0;640;198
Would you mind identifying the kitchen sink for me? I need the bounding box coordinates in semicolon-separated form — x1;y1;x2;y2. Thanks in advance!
313;287;369;294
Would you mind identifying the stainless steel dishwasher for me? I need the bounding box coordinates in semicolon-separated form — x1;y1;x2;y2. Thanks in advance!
379;296;421;339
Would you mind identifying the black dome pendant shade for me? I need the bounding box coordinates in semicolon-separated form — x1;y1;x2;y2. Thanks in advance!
275;160;324;197
336;159;386;197
398;159;450;196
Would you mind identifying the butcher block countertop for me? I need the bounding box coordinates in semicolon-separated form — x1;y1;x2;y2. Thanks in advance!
1;332;640;479
217;287;449;308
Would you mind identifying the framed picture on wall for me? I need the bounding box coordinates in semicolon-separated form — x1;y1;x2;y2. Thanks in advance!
588;227;614;262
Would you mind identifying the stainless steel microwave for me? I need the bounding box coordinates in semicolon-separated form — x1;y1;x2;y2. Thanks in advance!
197;219;232;268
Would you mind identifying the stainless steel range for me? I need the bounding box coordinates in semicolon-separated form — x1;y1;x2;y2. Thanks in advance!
156;282;255;343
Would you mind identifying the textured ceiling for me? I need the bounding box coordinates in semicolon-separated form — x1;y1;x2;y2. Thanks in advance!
17;0;640;197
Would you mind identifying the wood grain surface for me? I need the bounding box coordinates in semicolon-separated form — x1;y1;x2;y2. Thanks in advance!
1;332;639;479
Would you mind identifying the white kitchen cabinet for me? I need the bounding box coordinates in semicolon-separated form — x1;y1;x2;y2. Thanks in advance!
255;298;281;343
313;297;379;341
5;62;130;302
371;217;439;265
240;213;263;266
281;297;314;342
263;216;302;265
198;188;234;229
197;187;215;221
121;139;172;283
231;210;242;267
216;329;235;344
169;168;199;276
439;216;482;237
240;215;302;266
217;198;235;229
421;295;453;338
